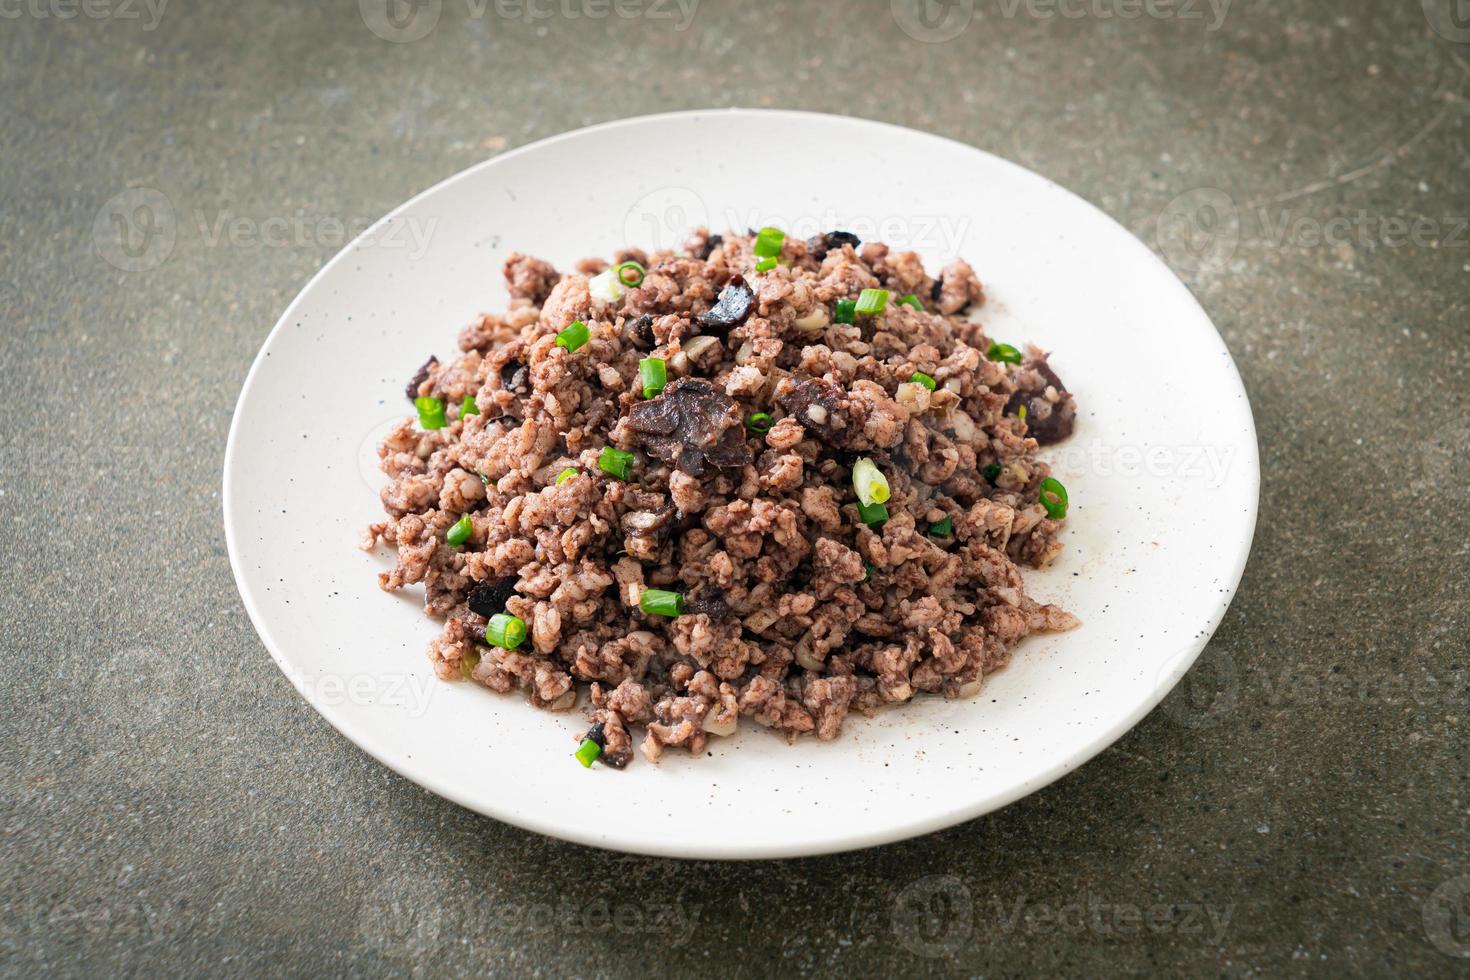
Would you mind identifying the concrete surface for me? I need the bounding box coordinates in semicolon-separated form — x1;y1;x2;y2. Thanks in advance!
3;0;1469;975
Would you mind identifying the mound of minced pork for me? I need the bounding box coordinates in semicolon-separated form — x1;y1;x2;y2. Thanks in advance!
363;226;1079;768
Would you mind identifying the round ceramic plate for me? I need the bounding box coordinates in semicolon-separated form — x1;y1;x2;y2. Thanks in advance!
224;109;1259;860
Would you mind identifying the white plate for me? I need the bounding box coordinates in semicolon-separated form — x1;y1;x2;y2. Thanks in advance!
224;109;1258;860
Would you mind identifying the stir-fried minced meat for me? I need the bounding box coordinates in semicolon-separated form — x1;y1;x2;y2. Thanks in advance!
364;227;1080;766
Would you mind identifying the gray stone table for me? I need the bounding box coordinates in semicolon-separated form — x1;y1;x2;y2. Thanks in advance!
3;0;1468;975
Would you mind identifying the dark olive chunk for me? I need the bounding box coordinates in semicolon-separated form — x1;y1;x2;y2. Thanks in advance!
697;276;755;335
405;356;438;401
624;377;752;477
467;579;516;618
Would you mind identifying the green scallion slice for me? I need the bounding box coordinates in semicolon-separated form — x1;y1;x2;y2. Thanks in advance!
556;467;578;485
862;561;875;582
1039;477;1069;520
855;289;890;315
833;298;857;324
1018;404;1028;421
899;294;924;310
575;738;602;768
755;256;778;273
615;261;646;288
929;516;954;537
445;514;473;547
909;371;937;391
415;396;447;430
852;458;891;507
599;446;634;481
640;357;667;399
460;394;480;417
982;463;1004;483
987;341;1023;364
485;613;527;651
746;412;773;434
753;226;786;259
857;501;889;526
640;589;685;618
555;320;590;353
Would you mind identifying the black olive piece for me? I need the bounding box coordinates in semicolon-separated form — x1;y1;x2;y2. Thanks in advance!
693;234;723;261
467;579;516;618
405;356;438;401
697;276;755;335
685;588;729;620
583;721;607;749
931;277;944;302
624;377;752;477
499;360;529;392
628;314;657;350
808;231;862;262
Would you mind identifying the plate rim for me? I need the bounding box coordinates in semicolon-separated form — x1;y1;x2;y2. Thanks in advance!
223;107;1261;860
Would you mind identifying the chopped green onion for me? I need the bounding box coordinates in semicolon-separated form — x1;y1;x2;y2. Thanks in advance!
415;396;447;430
899;294;924;310
589;268;624;303
909;371;937;391
459;647;481;680
862;561;875;582
755;256;778;273
599;446;634;481
575;738;602;768
852;458;891;507
1018;404;1028;421
833;298;857;324
754;226;786;258
615;261;646;288
857;501;889;526
640;358;667;399
746;412;773;434
479;473;492;486
460;394;480;417
987;341;1023;364
556;467;578;485
555;320;590;353
856;289;890;315
485;613;528;650
446;514;473;547
640;589;685;618
928;516;954;537
982;463;1004;483
1039;477;1069;519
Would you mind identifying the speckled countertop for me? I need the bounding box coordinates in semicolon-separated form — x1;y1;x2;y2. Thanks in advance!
3;0;1468;975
